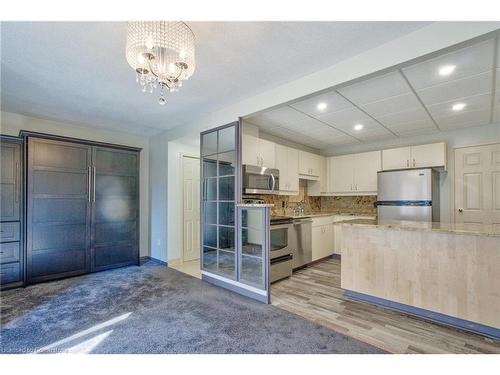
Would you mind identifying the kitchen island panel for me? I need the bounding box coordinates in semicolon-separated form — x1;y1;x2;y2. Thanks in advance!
341;224;500;329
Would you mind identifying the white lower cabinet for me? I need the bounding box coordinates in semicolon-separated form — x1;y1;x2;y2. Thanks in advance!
311;217;334;261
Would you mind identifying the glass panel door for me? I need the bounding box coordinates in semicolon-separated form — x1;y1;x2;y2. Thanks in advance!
200;121;270;303
201;123;237;279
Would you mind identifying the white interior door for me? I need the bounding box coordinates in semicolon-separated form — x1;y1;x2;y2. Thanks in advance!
455;143;500;228
183;156;200;262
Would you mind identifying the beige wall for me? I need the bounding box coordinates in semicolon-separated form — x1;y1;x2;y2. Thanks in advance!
0;111;150;257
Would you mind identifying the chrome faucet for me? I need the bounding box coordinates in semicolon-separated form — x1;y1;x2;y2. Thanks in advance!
294;201;305;216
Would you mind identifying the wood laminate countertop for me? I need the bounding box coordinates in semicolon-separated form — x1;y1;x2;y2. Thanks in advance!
336;218;500;237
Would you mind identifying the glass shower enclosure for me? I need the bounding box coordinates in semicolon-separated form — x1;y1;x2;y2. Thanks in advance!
200;121;270;303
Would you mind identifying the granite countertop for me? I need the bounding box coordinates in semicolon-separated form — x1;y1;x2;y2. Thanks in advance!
236;203;275;208
336;219;500;237
271;211;376;220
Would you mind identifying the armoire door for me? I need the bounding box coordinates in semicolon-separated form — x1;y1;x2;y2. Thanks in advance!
91;146;139;271
26;138;92;283
1;142;21;222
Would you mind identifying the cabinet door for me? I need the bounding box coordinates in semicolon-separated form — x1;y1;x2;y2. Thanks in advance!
411;142;447;169
259;138;275;168
382;146;411;170
287;147;299;192
26;138;92;283
242;134;260;166
275;144;288;189
330;155;354;193
1;142;20;221
312;225;334;261
298;151;311;175
311;226;323;261
92;147;139;271
354;151;381;192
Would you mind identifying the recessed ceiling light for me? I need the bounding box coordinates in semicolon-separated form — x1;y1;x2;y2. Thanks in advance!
452;102;466;111
354;124;364;131
316;102;327;111
438;64;456;76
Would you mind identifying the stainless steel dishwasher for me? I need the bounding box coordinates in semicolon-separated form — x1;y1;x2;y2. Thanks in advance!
290;218;312;269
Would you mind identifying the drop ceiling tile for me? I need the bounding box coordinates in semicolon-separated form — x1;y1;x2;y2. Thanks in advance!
338;71;410;105
375;107;433;128
426;93;491;119
260;106;311;125
360;92;422;118
393;126;439;138
245;115;282;129
287;117;329;132
318;107;382;132
435;109;491;131
386;119;436;133
402;39;494;90
356;127;397;142
416;71;492;105
289;91;353;116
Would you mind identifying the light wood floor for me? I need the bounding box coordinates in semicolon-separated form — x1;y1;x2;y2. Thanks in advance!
271;258;500;354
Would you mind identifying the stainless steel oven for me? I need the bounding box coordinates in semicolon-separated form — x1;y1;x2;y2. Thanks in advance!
242;165;279;195
270;217;293;283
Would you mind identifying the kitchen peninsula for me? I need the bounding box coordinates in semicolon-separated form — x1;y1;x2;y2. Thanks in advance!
338;219;500;339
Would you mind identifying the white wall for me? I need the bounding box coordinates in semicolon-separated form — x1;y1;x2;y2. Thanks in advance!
167;141;200;262
322;123;500;223
0;111;151;257
149;132;169;261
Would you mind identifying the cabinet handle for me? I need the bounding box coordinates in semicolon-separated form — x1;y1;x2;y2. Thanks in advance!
413;158;416;167
88;166;92;203
406;159;409;168
261;157;264;166
93;167;96;203
15;162;19;202
355;184;358;190
350;184;353;191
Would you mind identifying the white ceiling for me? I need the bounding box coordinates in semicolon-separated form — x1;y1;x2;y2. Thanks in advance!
246;35;500;150
0;21;432;136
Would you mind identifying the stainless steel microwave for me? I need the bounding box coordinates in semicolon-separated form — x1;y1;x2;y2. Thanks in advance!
242;164;279;194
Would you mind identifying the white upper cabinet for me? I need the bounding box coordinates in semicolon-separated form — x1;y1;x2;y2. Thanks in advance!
381;147;412;170
382;142;447;171
242;134;276;168
329;154;355;193
353;151;381;192
275;144;299;193
328;151;381;195
299;151;324;177
410;142;447;169
259;138;276;168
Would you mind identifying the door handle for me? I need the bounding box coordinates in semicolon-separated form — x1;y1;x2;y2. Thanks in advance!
88;166;91;203
15;162;19;202
270;173;276;191
458;208;463;213
92;167;96;203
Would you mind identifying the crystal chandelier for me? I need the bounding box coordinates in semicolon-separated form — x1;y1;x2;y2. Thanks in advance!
126;21;195;105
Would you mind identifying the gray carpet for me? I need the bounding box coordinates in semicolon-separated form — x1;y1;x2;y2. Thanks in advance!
0;262;384;354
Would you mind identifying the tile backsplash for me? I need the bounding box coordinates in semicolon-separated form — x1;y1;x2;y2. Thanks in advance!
245;180;377;217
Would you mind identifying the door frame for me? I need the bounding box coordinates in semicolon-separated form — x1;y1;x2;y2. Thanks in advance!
180;153;200;264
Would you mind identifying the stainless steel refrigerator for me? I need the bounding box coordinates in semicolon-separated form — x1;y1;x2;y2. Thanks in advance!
377;168;440;222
